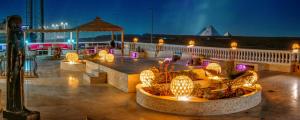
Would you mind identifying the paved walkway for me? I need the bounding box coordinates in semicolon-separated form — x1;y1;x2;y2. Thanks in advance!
0;60;299;120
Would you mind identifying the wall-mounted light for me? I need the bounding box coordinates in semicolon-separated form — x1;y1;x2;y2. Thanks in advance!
188;40;195;47
133;37;139;43
158;38;164;46
292;43;299;53
231;41;238;50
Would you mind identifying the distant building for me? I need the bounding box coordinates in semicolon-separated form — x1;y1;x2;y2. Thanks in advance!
0;20;5;43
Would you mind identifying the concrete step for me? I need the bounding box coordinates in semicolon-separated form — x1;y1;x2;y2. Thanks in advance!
91;69;107;77
90;69;100;77
83;73;107;84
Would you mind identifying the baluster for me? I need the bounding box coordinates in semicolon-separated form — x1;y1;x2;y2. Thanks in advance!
286;53;289;63
296;53;300;63
249;51;254;61
270;52;273;63
279;52;283;63
276;53;279;63
284;53;287;63
253;51;257;62
241;51;244;61
238;50;241;60
243;51;246;61
258;52;261;62
265;52;268;62
262;52;268;62
289;53;292;63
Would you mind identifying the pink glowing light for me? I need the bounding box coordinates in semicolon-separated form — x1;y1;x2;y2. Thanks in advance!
131;52;139;59
236;64;247;72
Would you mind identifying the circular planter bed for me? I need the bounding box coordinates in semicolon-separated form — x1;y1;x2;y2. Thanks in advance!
136;84;261;116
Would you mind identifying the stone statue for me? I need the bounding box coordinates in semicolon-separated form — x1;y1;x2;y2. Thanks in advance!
3;15;40;120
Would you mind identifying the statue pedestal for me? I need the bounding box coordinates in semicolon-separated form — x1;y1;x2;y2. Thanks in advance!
3;110;40;120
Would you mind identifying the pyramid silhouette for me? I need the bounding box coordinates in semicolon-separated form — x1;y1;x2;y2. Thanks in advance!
224;32;232;36
198;25;220;36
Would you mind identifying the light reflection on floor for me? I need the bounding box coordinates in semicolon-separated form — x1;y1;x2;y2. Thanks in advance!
0;60;299;120
68;76;79;89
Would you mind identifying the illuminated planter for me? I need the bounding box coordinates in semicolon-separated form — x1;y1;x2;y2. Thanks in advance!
136;84;262;116
66;52;79;63
105;54;115;62
170;75;194;100
140;70;155;87
99;50;108;61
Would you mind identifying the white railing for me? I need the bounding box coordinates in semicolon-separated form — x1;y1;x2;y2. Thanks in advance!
126;42;300;65
0;41;299;65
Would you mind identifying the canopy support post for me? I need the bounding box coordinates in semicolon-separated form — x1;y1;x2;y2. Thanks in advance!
111;31;115;49
121;31;124;56
76;29;79;53
111;31;114;41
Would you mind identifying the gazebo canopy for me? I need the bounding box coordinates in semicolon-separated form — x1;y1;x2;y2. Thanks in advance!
73;17;123;32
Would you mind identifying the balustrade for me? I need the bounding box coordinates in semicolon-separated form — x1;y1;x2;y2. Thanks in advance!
129;42;296;64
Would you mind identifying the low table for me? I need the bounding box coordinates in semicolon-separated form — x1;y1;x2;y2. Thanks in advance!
86;57;189;92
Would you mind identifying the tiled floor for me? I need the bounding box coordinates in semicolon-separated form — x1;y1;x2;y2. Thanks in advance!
0;60;299;120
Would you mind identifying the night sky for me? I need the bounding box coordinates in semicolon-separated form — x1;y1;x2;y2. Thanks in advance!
1;0;300;36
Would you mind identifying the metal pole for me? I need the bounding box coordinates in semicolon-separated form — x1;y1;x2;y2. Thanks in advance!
40;0;44;42
76;29;79;53
151;8;153;43
121;31;124;56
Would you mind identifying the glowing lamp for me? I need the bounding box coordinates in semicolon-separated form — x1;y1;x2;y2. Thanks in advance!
188;40;195;47
105;54;114;62
66;52;79;63
99;50;108;61
140;70;155;87
170;75;194;100
206;63;222;74
158;38;164;46
231;41;238;50
292;43;299;53
133;37;139;43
